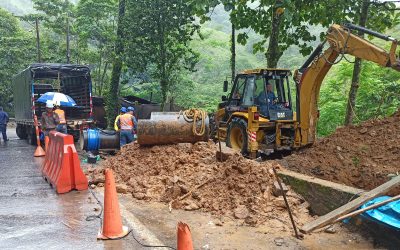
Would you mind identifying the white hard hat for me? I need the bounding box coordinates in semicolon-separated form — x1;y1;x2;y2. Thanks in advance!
46;100;54;108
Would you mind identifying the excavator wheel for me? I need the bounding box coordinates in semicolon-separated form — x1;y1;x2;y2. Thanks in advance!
226;117;248;155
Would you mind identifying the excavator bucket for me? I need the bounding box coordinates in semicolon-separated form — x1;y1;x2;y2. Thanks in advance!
137;111;209;146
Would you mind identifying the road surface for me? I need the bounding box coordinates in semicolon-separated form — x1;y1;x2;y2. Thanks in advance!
0;128;168;250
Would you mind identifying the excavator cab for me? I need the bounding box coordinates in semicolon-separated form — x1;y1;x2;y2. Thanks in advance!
216;68;297;158
220;69;294;121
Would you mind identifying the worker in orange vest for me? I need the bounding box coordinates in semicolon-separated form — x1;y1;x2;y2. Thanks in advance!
117;106;136;146
54;101;67;134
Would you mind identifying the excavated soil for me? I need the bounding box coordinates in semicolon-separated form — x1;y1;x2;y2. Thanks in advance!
281;111;400;193
88;141;311;226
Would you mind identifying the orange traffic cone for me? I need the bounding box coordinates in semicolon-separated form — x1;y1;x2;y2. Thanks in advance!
97;169;129;240
34;145;46;157
33;115;45;157
177;222;194;250
44;136;49;152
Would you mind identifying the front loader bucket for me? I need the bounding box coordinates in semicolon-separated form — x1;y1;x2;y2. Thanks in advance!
137;112;209;145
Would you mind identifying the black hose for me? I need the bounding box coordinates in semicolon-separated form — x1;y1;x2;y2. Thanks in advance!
86;183;176;249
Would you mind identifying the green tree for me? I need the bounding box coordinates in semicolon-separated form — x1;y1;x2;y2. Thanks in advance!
344;0;399;125
32;0;75;63
106;0;125;128
124;0;200;108
75;0;118;95
0;8;36;114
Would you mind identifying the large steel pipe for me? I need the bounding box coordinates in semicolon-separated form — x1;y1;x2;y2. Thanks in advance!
80;129;120;151
137;112;209;145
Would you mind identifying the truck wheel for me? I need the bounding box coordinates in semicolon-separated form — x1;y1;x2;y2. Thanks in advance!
226;117;248;155
26;126;37;146
16;124;27;139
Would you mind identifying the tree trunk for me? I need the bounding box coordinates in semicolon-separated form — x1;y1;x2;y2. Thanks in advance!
230;10;236;80
99;61;109;96
344;0;369;125
266;5;283;68
106;0;125;128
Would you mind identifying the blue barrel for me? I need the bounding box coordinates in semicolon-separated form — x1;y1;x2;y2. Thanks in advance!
80;129;120;151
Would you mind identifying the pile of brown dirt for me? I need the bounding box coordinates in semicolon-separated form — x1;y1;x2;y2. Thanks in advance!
281;111;400;192
88;141;310;226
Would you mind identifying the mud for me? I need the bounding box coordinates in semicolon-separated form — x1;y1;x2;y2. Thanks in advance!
281;110;400;193
89;141;311;227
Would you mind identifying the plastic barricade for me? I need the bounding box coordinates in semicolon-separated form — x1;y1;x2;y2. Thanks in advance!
41;131;88;194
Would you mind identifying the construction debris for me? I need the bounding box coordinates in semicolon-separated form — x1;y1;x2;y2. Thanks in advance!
88;141;310;226
281;110;400;193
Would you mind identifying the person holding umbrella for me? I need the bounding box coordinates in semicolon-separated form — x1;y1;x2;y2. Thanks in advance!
41;101;59;136
54;101;68;134
37;92;77;135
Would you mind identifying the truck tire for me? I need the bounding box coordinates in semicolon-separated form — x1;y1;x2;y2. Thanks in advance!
26;126;37;146
16;124;27;139
226;117;248;155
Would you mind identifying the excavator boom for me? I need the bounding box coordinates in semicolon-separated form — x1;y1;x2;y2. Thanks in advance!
295;24;400;146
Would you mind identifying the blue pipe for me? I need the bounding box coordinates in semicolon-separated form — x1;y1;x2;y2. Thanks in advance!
87;129;101;151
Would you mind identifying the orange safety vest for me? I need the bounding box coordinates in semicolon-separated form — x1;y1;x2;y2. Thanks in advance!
119;114;134;130
54;109;66;124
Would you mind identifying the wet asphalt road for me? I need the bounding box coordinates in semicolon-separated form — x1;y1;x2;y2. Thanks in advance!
0;128;149;249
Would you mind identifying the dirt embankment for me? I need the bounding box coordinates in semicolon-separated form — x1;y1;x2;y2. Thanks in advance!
281;111;400;192
88;141;311;226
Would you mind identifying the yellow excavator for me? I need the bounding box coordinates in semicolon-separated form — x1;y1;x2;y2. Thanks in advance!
215;23;400;158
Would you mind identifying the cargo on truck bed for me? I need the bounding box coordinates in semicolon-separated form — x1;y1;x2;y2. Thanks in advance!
13;63;93;144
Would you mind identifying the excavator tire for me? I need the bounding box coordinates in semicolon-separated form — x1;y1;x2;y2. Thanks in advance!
226;117;248;155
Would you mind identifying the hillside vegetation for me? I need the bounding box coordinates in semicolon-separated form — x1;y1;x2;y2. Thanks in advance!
0;0;399;136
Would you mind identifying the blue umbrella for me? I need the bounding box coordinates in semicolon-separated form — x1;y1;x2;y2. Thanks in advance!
37;92;77;107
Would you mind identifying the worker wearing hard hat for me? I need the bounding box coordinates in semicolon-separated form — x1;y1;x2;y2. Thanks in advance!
114;107;127;131
54;101;67;134
117;106;136;146
127;106;138;140
41;101;59;136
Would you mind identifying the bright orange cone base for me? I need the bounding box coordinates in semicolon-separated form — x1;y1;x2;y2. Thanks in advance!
34;145;46;157
97;169;129;240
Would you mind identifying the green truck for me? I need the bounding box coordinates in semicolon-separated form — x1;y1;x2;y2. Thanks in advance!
13;63;94;144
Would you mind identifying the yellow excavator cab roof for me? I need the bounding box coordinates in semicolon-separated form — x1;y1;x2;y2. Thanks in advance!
240;68;292;75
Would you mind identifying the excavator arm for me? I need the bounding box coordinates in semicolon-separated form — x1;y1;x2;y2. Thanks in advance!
295;23;400;147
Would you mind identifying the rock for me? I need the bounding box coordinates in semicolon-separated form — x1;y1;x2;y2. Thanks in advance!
359;128;368;134
172;175;180;183
179;184;189;194
192;191;200;200
177;143;192;152
116;184;129;194
133;192;146;200
91;177;105;185
184;201;200;211
245;216;258;226
214;219;223;226
215;145;237;162
274;197;287;209
336;146;342;151
233;164;250;174
369;130;377;137
274;237;285;246
324;225;336;234
234;205;249;219
272;181;289;197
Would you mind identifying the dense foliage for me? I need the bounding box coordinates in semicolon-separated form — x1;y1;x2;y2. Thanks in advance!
0;1;399;136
